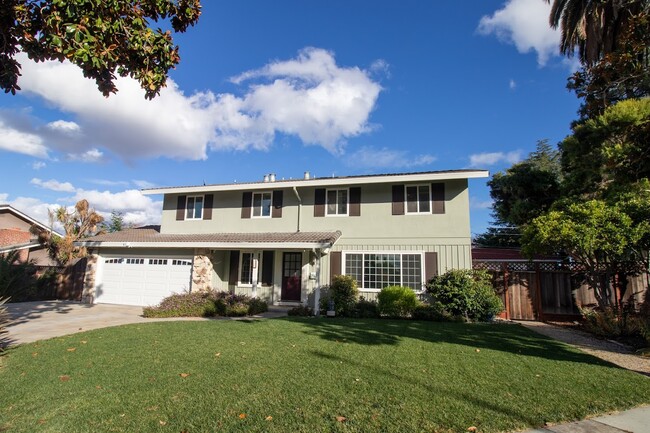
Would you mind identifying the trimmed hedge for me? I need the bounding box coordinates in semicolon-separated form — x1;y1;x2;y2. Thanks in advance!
377;286;420;318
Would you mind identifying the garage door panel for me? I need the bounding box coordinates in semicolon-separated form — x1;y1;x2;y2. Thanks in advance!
96;256;192;306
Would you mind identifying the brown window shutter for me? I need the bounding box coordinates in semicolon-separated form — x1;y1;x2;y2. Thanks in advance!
229;250;240;285
392;185;404;215
431;183;445;214
349;187;361;216
262;250;274;285
272;190;283;218
203;194;214;220
314;188;326;217
329;251;342;283
424;252;438;284
176;195;187;221
241;192;252;219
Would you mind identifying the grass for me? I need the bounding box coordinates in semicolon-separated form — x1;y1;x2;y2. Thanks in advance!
1;318;649;433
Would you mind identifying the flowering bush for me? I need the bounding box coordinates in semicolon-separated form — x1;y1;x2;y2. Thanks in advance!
143;291;268;318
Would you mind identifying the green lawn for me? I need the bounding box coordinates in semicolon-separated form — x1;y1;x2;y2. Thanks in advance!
1;318;649;433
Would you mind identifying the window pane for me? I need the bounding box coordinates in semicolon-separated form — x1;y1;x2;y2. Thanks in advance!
345;253;363;286
186;197;195;218
338;190;347;215
241;253;253;284
418;186;430;213
406;186;418;213
327;190;337;215
261;193;272;217
253;193;262;217
194;196;203;219
364;253;400;289
402;254;422;290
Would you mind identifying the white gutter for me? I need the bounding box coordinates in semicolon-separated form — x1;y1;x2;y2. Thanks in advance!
75;241;336;249
141;170;490;195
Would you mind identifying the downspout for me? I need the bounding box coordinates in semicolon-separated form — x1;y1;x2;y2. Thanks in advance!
292;187;302;232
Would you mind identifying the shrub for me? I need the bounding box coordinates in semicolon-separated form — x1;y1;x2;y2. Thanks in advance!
351;298;380;318
426;269;503;321
288;305;314;316
322;276;359;316
580;305;644;341
142;291;268;318
142;291;217;318
412;304;449;321
227;302;249;317
377;286;420;318
247;298;269;315
0;297;10;352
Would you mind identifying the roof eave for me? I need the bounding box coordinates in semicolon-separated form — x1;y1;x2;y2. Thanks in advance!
141;170;490;195
76;241;337;249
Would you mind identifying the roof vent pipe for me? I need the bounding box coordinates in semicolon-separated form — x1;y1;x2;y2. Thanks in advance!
304;171;310;180
263;174;270;182
269;173;276;182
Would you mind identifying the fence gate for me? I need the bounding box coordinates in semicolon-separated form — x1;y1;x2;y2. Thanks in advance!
507;271;538;320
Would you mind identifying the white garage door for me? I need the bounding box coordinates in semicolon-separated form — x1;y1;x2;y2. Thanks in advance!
96;256;193;306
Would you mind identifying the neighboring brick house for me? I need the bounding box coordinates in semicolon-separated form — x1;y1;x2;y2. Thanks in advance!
77;169;488;307
0;204;59;265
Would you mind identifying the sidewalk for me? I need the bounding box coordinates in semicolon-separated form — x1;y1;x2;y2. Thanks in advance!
523;405;650;433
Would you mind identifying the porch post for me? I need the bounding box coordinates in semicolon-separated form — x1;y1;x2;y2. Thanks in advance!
314;249;322;316
251;251;260;298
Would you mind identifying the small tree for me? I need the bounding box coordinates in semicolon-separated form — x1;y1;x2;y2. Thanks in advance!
102;210;125;233
39;199;104;265
522;200;647;308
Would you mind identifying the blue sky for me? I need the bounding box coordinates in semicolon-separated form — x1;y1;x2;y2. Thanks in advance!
0;0;580;236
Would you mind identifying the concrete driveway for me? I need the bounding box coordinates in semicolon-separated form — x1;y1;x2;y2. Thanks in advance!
4;300;207;346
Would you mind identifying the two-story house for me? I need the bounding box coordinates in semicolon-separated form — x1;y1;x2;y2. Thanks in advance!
78;169;488;307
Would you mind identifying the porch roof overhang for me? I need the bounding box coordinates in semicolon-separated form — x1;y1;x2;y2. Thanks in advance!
75;226;341;250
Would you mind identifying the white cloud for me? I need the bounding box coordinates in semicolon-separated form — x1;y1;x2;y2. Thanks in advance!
509;79;517;90
14;48;383;160
30;177;77;193
477;0;560;66
132;180;157;189
470;197;493;210
469;151;522;167
2;188;162;230
67;148;104;163
0;119;49;158
346;146;436;169
32;161;46;170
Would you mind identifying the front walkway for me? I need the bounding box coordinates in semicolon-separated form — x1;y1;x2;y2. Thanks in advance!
516;320;650;376
4;300;289;346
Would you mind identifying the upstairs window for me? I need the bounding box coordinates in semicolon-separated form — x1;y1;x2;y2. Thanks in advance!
186;195;204;219
405;185;431;214
252;192;272;218
327;189;348;216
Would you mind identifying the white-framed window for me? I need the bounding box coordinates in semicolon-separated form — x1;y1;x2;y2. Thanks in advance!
326;189;348;216
405;185;431;214
252;192;272;218
239;252;261;285
125;258;145;265
343;252;423;291
105;258;123;264
186;195;204;220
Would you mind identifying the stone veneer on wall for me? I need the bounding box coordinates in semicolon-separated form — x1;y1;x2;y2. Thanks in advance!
81;253;98;303
191;251;214;292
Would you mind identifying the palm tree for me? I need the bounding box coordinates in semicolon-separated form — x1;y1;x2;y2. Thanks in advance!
547;0;648;65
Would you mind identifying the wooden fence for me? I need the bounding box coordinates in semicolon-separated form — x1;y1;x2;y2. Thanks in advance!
474;261;649;321
34;258;87;301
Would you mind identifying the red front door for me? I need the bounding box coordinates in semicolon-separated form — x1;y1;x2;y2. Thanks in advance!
281;252;302;301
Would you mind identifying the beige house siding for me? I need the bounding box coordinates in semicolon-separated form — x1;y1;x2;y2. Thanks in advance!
159;180;471;241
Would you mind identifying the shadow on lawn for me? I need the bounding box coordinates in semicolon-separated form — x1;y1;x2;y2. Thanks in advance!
308;348;544;427
285;317;616;368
